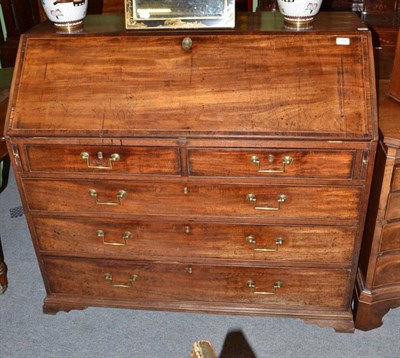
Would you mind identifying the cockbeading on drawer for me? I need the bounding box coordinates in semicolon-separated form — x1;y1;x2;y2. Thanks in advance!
33;216;357;264
23;179;362;221
43;257;350;309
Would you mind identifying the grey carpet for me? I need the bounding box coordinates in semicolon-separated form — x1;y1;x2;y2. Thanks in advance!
1;169;399;358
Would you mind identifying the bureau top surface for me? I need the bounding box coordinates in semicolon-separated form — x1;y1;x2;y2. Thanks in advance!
5;13;377;140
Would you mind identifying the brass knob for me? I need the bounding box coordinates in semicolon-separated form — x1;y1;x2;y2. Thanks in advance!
182;37;193;51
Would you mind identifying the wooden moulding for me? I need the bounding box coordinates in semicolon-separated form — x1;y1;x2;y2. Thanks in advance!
354;269;400;331
42;294;356;333
389;29;400;101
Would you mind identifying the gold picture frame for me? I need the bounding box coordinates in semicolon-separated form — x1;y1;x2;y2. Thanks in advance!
125;0;235;30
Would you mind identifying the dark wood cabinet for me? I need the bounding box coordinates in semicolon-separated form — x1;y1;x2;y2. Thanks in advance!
363;0;399;12
354;30;400;331
4;12;378;332
389;29;400;100
360;0;399;79
0;0;41;67
354;80;400;331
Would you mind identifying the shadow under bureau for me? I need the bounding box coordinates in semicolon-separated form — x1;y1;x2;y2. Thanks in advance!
4;12;378;332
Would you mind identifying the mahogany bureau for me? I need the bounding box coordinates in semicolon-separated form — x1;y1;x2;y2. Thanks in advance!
4;12;378;332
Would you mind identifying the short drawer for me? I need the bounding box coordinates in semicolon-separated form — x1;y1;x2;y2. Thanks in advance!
24;179;361;221
24;145;181;175
373;255;400;288
380;223;400;253
33;217;356;264
188;148;355;179
43;257;349;309
385;192;400;221
391;165;400;192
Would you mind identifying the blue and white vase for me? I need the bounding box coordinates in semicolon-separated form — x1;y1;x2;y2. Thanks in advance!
41;0;88;31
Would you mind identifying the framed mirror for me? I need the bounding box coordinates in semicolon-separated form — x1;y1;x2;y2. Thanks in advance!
125;0;235;29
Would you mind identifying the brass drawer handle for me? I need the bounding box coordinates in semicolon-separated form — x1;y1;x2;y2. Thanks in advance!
246;193;287;211
246;236;284;252
104;273;139;288
247;280;283;295
250;155;293;173
80;151;120;170
89;189;127;206
97;230;132;246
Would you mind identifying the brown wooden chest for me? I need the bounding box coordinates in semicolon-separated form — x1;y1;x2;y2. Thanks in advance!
354;80;400;331
4;12;378;332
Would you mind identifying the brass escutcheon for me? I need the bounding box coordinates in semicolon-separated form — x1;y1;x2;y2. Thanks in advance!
182;37;193;51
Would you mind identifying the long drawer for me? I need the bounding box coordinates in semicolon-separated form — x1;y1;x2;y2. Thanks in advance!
23;179;361;220
33;217;356;264
43;257;350;309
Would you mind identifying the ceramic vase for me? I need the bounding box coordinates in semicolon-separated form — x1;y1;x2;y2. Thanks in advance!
277;0;323;27
40;0;88;31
